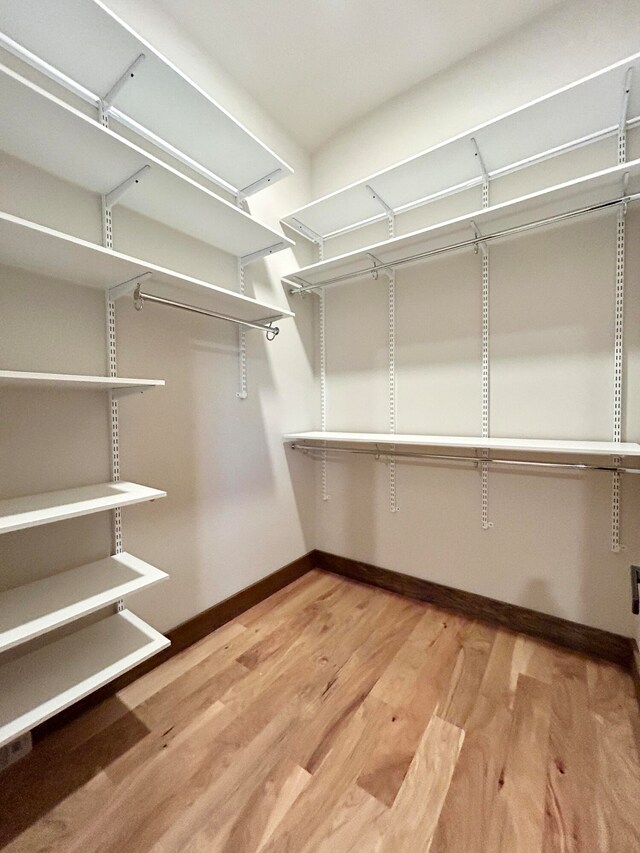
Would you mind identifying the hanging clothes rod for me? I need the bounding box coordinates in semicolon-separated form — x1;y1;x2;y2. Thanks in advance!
290;443;640;474
133;285;280;340
290;190;640;293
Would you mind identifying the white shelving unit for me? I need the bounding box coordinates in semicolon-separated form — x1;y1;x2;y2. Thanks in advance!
283;159;640;291
0;212;294;326
0;482;166;535
0;609;169;748
0;0;294;197
282;51;640;241
0;64;293;260
0;370;163;392
285;432;640;458
0;553;168;652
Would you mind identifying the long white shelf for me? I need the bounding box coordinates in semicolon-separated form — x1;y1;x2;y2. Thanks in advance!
0;481;166;535
282;52;640;240
0;552;168;652
0;64;293;260
283;160;640;290
0;0;293;196
0;370;164;392
284;432;640;458
0;211;294;325
0;609;169;747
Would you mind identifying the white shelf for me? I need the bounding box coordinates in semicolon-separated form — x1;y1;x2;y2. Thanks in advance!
0;64;293;260
283;160;640;290
282;52;640;239
0;481;166;534
0;370;163;392
0;552;168;652
284;432;640;458
0;609;169;747
0;211;294;325
0;0;293;196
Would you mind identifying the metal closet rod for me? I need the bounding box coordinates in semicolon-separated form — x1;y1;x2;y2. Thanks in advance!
133;285;280;339
290;443;640;474
291;190;640;293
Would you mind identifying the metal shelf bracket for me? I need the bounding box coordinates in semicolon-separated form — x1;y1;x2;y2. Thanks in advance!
104;165;151;209
100;53;146;116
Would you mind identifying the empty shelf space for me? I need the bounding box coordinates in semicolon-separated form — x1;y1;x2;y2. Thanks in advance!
283;160;640;290
0;64;293;259
0;370;164;392
0;212;294;325
284;432;640;457
0;609;169;747
0;0;293;195
0;552;168;652
0;481;166;535
282;52;640;239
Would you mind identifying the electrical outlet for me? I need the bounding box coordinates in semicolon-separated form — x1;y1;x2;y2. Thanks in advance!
0;732;32;773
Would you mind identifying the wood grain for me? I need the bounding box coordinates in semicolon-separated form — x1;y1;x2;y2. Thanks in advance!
1;569;638;852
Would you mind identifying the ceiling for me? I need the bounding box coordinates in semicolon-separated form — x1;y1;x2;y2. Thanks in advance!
153;0;566;152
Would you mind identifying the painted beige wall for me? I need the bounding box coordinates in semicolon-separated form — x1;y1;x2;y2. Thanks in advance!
0;0;316;643
305;0;640;637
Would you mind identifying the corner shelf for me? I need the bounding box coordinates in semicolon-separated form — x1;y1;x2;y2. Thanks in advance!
0;370;164;392
282;52;640;240
284;432;640;458
0;609;169;747
0;0;293;196
0;552;168;652
283;160;640;291
0;211;294;326
0;64;293;260
0;481;166;535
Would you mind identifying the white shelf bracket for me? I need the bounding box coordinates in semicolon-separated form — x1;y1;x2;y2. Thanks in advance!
318;238;330;502
240;240;289;267
237;259;248;400
365;184;396;227
237;169;284;202
290;217;324;246
109;271;152;301
100;53;146;114
104;165;151;209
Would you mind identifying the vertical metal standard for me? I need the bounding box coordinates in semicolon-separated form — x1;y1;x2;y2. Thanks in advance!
480;183;492;530
387;215;398;512
318;238;329;501
237;259;248;399
611;70;631;552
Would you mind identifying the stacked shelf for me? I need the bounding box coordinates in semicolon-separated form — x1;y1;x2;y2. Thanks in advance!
283;159;640;291
0;211;294;325
0;553;168;652
284;432;640;458
0;64;293;260
0;0;293;196
282;51;640;241
0;610;169;747
0;370;164;392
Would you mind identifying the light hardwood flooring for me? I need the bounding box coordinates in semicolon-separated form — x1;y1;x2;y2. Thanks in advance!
1;569;639;852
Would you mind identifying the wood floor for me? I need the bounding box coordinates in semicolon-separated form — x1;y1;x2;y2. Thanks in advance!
1;569;639;852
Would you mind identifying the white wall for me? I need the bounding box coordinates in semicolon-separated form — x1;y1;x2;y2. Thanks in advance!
307;0;640;637
0;0;317;644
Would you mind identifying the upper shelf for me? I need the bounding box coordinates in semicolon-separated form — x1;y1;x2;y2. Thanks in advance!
284;432;640;458
0;0;293;196
0;481;166;534
283;159;640;291
0;211;294;325
282;52;640;240
0;370;163;392
0;64;293;261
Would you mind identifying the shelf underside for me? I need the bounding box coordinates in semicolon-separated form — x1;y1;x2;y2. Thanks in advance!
0;481;166;534
283;160;640;290
0;64;293;259
282;52;640;239
284;432;640;458
0;370;164;391
0;211;294;324
0;609;169;747
0;552;168;652
0;0;293;194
